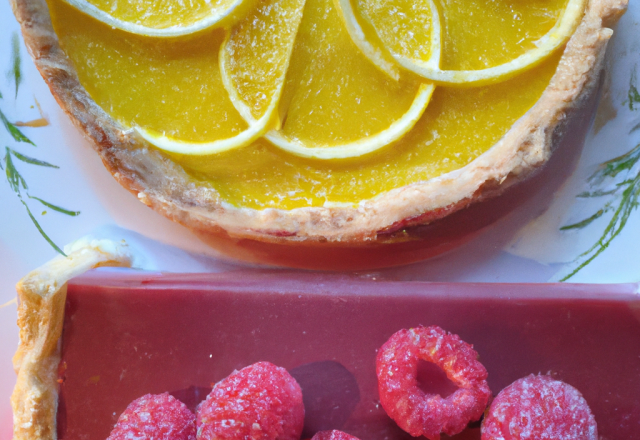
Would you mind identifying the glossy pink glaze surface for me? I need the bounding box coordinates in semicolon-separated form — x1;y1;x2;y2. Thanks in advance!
59;271;640;439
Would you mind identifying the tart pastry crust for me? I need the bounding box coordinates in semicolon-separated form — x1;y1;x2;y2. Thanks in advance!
11;240;131;440
10;0;627;244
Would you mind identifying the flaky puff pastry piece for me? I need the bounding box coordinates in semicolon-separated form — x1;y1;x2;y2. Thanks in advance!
11;240;132;440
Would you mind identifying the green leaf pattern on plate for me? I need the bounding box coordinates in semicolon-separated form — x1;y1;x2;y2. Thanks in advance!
561;142;640;281
2;32;80;256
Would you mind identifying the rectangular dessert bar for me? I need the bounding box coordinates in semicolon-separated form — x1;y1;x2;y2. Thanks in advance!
59;271;640;439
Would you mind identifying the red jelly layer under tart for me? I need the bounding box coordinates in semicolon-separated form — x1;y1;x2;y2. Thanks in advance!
58;272;640;440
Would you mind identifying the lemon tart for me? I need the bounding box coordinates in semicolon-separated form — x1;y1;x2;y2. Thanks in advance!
10;0;627;269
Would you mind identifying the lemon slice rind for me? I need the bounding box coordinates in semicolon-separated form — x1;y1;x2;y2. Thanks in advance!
61;0;251;37
332;0;400;81
134;103;275;155
218;0;306;150
392;0;587;86
263;83;435;160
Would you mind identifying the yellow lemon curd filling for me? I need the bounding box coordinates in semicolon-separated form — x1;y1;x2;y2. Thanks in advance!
49;0;568;210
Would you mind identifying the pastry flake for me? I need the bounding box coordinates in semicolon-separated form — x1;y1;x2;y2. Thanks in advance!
11;239;131;440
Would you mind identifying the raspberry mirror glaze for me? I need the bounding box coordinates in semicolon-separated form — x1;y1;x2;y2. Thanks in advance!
58;272;640;440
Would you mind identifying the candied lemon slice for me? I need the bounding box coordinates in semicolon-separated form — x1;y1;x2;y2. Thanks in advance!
62;0;255;37
264;82;434;159
370;0;587;86
334;0;441;82
356;0;440;69
220;0;306;125
347;0;586;86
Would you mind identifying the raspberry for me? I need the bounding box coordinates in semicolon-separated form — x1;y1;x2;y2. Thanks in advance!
107;393;196;440
197;361;304;440
481;375;597;440
376;326;491;440
311;430;360;440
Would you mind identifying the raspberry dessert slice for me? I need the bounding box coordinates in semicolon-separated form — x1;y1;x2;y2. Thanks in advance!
10;256;640;440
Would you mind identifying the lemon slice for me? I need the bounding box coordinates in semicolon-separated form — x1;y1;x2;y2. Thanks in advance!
367;0;587;86
263;83;433;159
62;0;254;37
253;0;440;160
220;0;306;127
334;0;441;81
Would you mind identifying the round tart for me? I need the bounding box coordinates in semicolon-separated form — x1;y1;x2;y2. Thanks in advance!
10;0;627;269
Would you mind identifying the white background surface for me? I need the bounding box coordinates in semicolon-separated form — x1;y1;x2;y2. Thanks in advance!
1;1;640;438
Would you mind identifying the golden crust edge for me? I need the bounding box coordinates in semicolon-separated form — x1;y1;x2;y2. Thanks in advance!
11;240;132;440
11;0;628;244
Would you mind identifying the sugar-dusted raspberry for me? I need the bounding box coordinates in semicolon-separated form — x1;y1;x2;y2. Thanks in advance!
197;361;304;440
311;430;360;440
107;393;196;440
376;326;491;440
481;375;597;440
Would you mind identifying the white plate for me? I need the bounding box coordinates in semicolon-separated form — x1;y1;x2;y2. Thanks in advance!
1;2;640;438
